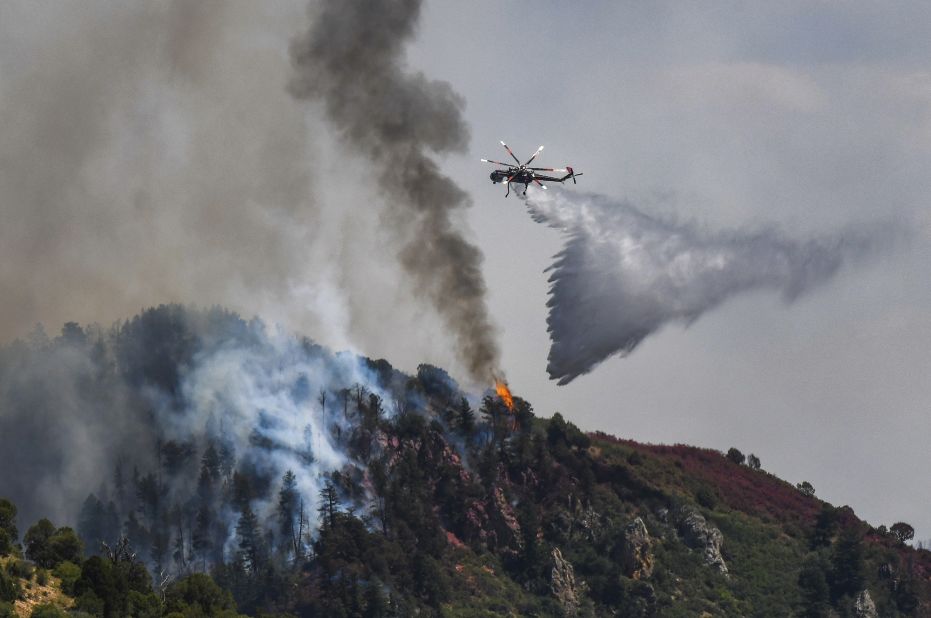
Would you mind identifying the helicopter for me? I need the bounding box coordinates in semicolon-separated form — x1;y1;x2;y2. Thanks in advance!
481;141;582;197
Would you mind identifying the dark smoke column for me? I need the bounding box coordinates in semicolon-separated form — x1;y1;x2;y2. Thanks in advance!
289;0;500;383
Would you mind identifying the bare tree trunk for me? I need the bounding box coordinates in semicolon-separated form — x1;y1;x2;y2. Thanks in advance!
294;498;305;560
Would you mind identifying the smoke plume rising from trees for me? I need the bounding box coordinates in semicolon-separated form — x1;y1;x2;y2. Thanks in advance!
0;307;386;555
289;0;501;383
0;2;492;380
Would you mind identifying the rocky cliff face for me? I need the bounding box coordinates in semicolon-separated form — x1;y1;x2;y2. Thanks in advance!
621;517;654;580
854;589;878;617
550;547;583;616
678;507;728;574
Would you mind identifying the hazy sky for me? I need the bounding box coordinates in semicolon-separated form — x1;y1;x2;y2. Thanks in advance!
1;1;929;539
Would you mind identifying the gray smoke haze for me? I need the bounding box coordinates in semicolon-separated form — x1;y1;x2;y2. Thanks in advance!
527;188;888;385
0;2;335;342
0;329;147;528
289;0;501;383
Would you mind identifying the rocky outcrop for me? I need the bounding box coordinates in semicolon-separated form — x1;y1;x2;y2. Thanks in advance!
489;485;523;554
621;517;654;579
550;547;582;616
854;589;878;618
678;508;728;574
461;485;523;554
548;496;606;546
573;499;602;544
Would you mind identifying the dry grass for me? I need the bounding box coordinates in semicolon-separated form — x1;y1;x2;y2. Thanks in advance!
0;556;73;617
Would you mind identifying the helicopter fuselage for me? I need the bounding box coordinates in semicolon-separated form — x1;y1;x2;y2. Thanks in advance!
490;168;534;186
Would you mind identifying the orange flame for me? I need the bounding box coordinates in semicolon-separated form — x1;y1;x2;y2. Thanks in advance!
495;379;514;411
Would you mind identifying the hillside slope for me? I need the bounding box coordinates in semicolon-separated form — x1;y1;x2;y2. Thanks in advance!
0;305;928;617
0;556;74;617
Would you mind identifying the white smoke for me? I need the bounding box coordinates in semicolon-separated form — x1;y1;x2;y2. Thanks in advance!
174;330;375;527
157;326;396;558
0;309;402;559
526;188;888;385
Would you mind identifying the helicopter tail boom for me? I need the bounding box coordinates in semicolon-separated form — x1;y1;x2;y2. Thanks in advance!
562;167;582;184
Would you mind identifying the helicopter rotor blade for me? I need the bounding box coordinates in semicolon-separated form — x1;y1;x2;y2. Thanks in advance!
481;158;513;167
533;179;548;190
500;141;521;165
524;145;544;166
527;167;567;172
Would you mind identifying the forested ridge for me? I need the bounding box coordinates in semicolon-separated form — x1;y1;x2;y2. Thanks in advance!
0;305;928;617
